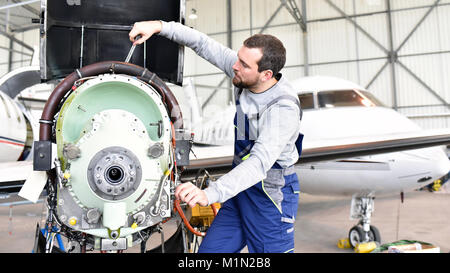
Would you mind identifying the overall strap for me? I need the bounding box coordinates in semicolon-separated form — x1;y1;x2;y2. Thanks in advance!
255;95;303;121
253;93;304;159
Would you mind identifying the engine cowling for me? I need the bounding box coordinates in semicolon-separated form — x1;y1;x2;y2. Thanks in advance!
32;61;190;252
55;73;174;244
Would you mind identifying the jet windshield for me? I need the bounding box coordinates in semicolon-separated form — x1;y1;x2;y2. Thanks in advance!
318;90;384;108
298;93;314;110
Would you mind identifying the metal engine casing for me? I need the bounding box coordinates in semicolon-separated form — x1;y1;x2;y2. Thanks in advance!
55;74;174;246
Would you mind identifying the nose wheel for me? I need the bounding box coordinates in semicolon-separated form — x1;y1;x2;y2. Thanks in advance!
348;224;381;248
348;194;381;248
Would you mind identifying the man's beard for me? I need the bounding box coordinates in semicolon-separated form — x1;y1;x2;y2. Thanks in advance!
232;75;258;89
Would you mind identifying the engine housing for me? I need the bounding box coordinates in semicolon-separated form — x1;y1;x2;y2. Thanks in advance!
55;74;174;247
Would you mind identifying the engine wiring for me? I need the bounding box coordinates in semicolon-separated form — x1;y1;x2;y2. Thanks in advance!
37;66;219;252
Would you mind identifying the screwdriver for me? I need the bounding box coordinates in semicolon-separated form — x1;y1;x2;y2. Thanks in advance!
125;34;142;63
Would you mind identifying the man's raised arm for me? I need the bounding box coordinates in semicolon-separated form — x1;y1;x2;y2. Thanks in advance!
129;20;236;78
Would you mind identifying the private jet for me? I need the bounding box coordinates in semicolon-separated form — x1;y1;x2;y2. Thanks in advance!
185;75;450;247
0;66;50;192
1;68;449;250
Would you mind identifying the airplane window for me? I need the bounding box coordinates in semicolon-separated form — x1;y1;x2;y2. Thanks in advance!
318;90;382;108
298;93;314;109
359;90;384;107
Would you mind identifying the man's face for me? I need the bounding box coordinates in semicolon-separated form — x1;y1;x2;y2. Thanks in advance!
232;46;263;89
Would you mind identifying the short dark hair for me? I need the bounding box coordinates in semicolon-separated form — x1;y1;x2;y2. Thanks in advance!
243;34;286;76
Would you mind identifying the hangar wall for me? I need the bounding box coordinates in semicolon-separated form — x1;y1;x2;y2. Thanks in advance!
183;0;450;130
0;0;449;130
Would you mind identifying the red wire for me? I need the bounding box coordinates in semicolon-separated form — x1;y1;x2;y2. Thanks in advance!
210;203;218;217
174;200;205;237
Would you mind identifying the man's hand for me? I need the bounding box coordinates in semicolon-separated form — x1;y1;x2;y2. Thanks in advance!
175;182;209;208
129;20;163;45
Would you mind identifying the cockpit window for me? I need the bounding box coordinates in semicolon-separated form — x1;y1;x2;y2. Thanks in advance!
298;93;314;110
359;90;384;107
317;90;383;108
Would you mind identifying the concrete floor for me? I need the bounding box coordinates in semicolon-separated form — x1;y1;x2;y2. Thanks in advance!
0;189;449;253
295;190;450;253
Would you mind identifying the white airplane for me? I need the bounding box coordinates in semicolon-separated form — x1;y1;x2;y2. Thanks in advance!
183;75;450;247
1;69;449;249
0;66;50;192
0;89;34;194
0;89;29;162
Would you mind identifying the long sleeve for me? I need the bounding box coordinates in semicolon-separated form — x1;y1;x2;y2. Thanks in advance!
159;21;237;78
203;100;301;205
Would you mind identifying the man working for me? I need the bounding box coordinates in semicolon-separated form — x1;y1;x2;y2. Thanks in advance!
129;20;303;253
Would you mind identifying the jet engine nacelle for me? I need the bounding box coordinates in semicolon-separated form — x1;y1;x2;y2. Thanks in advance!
35;61;189;252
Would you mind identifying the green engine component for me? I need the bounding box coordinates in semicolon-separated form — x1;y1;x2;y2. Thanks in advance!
54;74;173;241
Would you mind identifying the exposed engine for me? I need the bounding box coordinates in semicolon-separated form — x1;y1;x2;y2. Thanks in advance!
33;61;202;252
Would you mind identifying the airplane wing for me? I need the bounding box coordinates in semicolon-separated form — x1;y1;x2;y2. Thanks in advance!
1;129;449;191
299;128;450;163
181;128;450;180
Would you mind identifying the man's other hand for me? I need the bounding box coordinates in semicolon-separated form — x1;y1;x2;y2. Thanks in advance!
175;182;209;208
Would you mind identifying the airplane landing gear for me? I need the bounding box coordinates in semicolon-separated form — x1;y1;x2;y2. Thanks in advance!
348;194;381;248
348;223;381;248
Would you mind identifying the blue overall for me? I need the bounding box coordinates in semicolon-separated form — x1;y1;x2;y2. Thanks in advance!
198;90;303;253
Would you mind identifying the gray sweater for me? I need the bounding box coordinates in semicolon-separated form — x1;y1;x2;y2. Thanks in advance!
159;21;301;205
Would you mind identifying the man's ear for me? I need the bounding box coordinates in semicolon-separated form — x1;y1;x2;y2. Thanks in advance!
262;69;273;81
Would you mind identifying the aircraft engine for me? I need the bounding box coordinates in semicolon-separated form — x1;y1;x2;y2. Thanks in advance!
34;61;191;252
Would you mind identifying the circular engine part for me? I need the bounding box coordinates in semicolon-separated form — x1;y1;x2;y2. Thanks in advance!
39;61;183;142
148;143;164;158
53;74;174;237
87;146;142;201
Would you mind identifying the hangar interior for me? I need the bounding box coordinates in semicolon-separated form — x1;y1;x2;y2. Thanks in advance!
0;0;449;254
182;0;450;130
0;0;449;129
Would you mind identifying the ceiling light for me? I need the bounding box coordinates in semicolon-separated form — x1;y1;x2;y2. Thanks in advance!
189;8;198;20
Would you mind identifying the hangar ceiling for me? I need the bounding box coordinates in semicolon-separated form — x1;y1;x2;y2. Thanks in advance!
181;0;450;129
0;0;40;32
0;0;448;129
